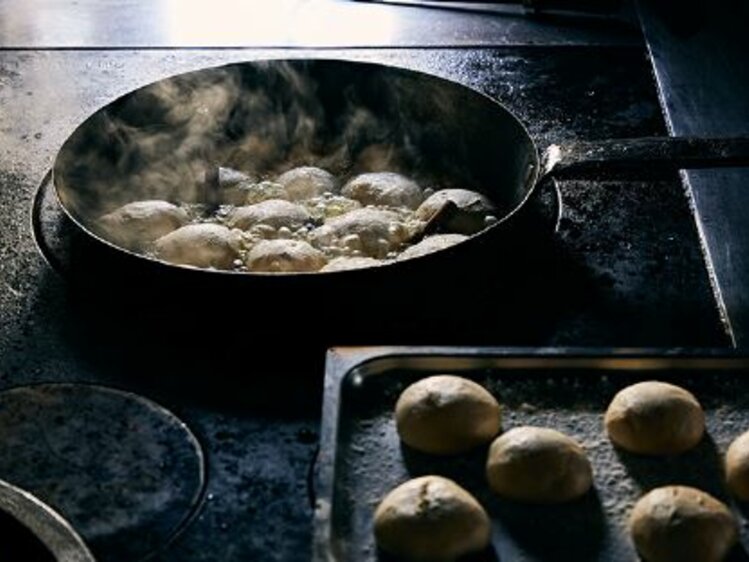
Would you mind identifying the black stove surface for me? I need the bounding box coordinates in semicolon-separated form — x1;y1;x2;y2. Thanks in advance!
0;47;729;562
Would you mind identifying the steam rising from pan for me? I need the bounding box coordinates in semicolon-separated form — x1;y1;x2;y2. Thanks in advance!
54;59;536;252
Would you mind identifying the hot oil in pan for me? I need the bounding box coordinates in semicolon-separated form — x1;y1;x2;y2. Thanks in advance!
332;366;749;561
56;60;531;275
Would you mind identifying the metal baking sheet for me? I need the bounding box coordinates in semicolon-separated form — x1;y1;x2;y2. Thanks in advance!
315;348;749;562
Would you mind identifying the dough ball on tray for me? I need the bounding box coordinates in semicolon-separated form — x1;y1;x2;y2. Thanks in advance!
604;381;705;455
374;475;491;562
725;430;749;501
486;426;593;503
629;486;737;562
395;375;501;455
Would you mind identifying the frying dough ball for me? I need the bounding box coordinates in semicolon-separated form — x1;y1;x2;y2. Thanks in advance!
342;172;424;209
374;476;491;561
216;167;257;205
153;224;240;270
305;195;362;220
397;234;468;261
276;166;338;200
227;199;311;231
395;375;501;455
630;486;737;562
486;426;593;503
310;208;406;258
416;189;497;235
725;430;749;500
604;381;705;455
320;257;381;272
241;181;290;205
98;200;188;251
246;239;326;273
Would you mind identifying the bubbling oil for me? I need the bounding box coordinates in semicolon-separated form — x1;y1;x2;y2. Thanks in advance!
103;167;498;273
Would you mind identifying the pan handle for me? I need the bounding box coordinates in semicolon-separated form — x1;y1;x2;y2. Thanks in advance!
542;137;749;179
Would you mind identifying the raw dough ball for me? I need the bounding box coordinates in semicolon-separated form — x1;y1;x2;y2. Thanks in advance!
246;239;326;273
227;199;311;231
320;257;381;272
98;200;188;251
374;475;491;562
276;166;338;200
604;381;705;455
154;223;240;269
725;430;749;500
630;486;737;562
395;375;501;455
486;426;593;503
310;208;406;258
397;234;468;261
342;172;424;209
416;189;496;235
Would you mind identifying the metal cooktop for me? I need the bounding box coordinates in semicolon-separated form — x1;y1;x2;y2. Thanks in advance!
0;2;741;561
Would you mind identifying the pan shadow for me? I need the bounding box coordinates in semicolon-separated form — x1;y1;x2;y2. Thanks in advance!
487;488;608;561
376;545;499;562
613;434;728;501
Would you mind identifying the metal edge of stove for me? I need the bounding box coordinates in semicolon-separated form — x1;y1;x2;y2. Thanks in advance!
0;478;96;562
313;346;749;562
636;0;749;348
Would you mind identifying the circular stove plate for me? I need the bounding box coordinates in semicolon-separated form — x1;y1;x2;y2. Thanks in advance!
0;383;205;562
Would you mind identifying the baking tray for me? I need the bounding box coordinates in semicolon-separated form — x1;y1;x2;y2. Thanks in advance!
314;347;749;562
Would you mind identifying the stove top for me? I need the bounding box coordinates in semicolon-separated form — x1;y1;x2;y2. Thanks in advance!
0;46;730;561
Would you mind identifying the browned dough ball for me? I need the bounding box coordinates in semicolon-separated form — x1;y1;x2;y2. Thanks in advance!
320;257;381;272
486;426;593;503
726;430;749;500
276;166;338;200
630;486;737;562
246;239;327;273
374;475;491;562
98;200;189;251
310;208;406;258
604;381;705;455
342;172;424;209
227;199;311;231
397;234;468;261
395;375;501;455
416;189;496;235
153;224;240;270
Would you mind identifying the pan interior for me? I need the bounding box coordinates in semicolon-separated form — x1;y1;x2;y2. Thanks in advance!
54;59;537;236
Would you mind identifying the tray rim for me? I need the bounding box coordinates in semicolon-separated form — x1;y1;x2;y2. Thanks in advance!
314;346;749;562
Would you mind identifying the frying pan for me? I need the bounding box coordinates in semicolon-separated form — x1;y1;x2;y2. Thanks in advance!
51;59;749;316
